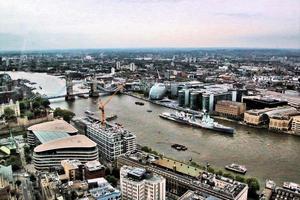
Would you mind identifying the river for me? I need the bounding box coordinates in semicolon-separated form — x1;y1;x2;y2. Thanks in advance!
4;71;300;185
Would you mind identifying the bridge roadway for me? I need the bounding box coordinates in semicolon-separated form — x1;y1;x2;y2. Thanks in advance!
45;86;118;100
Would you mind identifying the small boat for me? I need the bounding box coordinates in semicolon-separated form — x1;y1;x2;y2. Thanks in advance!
85;110;94;115
225;163;247;174
135;101;145;106
171;144;188;151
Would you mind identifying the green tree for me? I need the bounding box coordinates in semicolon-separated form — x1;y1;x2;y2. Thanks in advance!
53;108;75;122
223;173;234;179
216;170;223;176
3;107;15;120
112;167;120;179
106;175;117;187
141;146;151;153
235;175;245;183
30;174;36;182
5;155;22;171
25;111;34;119
246;178;260;198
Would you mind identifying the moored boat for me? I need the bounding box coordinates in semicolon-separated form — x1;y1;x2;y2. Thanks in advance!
159;111;235;134
225;163;247;174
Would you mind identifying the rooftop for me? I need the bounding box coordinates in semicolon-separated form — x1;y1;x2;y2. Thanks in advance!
154;158;203;177
34;131;70;144
28;119;78;133
34;135;96;153
85;160;104;171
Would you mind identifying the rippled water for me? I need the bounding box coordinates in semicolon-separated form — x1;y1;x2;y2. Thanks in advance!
5;71;300;184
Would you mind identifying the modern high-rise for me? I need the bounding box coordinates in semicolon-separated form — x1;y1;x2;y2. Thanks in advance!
86;123;136;161
120;165;166;200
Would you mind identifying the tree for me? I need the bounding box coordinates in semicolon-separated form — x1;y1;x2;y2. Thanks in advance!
112;167;120;179
235;175;245;183
216;170;223;176
246;178;260;198
30;174;36;182
106;175;117;187
223;173;234;179
5;155;22;171
53;108;75;122
3;107;15;120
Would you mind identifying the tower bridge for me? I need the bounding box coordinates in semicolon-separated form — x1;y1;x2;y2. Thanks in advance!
44;76;118;101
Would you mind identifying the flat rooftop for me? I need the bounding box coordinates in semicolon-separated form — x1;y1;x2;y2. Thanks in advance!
28;119;78;133
34;135;96;153
154;158;203;177
34;131;70;144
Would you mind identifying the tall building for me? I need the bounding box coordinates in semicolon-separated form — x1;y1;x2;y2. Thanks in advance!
120;165;166;200
129;63;137;72
86;123;136;161
33;135;98;171
116;61;121;70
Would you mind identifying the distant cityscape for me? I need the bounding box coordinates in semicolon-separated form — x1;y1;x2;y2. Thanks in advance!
0;48;300;200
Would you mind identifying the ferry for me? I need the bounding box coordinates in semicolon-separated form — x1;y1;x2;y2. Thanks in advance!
225;163;247;174
159;111;235;134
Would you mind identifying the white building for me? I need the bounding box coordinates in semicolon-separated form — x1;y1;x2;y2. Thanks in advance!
86;123;136;161
0;99;20;117
129;63;137;72
120;166;166;200
116;61;121;70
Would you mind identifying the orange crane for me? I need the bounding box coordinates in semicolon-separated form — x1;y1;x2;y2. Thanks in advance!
98;84;124;126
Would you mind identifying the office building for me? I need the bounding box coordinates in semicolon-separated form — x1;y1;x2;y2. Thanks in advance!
33;135;98;171
87;123;136;161
215;100;246;119
120;165;166;200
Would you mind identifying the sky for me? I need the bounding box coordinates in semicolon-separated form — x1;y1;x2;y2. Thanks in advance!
0;0;299;50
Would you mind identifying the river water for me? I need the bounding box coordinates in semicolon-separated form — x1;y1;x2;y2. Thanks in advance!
4;71;300;185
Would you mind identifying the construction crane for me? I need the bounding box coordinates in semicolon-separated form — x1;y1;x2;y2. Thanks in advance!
98;84;124;126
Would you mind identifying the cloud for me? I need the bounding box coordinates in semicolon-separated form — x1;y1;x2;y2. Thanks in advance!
215;12;261;18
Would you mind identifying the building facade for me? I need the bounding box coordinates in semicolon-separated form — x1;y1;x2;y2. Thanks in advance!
215;100;246;119
33;135;98;171
86;123;136;161
120;165;166;200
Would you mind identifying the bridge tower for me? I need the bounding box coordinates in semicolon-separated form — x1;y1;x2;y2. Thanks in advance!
65;76;75;101
89;75;99;97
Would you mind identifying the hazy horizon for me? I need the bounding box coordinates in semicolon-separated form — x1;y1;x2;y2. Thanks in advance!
0;0;299;51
